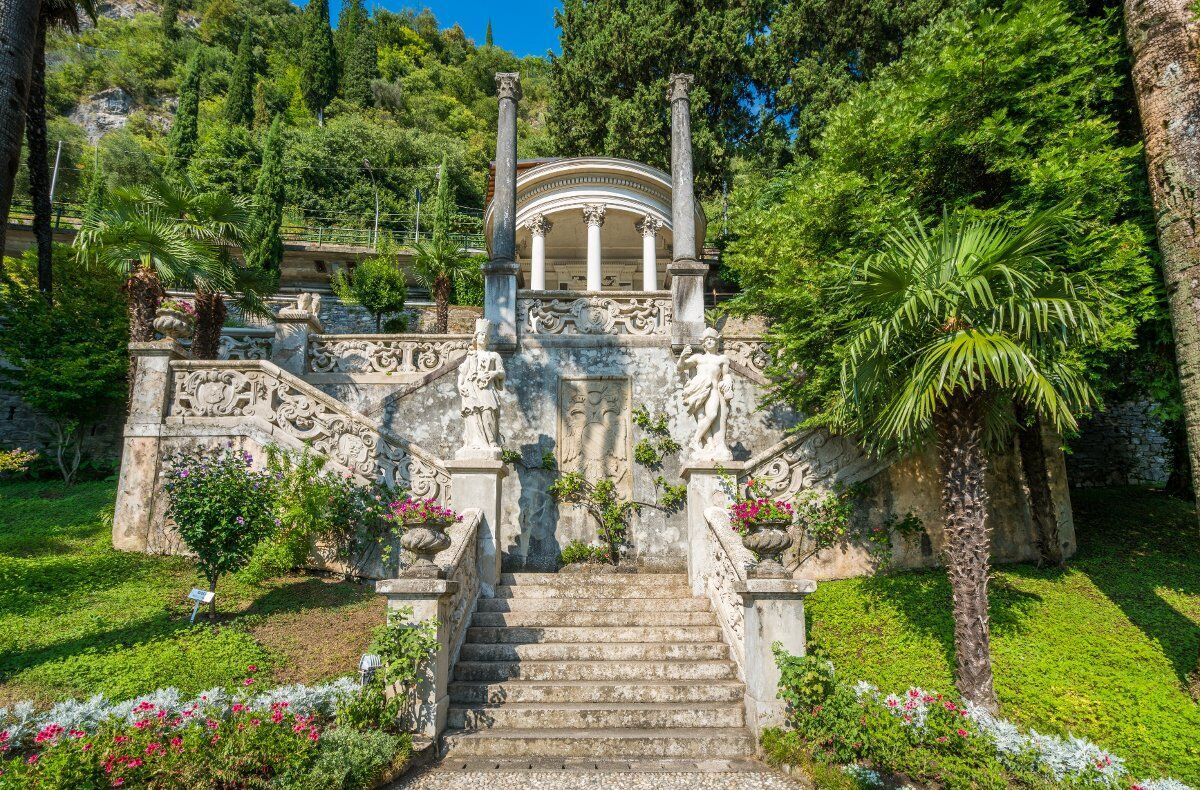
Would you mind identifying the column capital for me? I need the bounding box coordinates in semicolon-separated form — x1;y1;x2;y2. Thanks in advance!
636;215;662;237
526;213;553;237
582;204;606;228
667;73;694;103
495;72;522;101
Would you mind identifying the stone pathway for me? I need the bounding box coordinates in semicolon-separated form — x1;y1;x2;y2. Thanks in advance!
392;760;803;789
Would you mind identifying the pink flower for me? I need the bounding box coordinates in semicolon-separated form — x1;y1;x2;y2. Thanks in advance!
170;737;183;750
251;719;261;726
308;729;320;741
247;665;258;673
133;720;150;730
957;728;969;738
243;678;255;686
83;743;94;752
35;723;64;743
231;703;246;713
113;735;130;744
26;753;39;765
937;736;948;743
112;779;125;787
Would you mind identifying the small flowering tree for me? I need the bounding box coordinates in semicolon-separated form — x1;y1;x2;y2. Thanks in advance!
164;445;279;618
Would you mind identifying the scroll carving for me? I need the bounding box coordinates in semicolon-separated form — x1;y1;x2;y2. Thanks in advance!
521;294;670;336
308;335;471;375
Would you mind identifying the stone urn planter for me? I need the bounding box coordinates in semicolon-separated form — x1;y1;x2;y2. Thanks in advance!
741;519;793;578
153;305;194;341
399;518;453;579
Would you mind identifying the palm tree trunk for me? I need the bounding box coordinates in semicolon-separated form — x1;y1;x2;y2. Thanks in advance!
123;266;164;408
1015;407;1063;567
1123;0;1200;526
191;289;226;359
434;273;450;333
26;14;52;302
933;393;999;713
0;0;44;258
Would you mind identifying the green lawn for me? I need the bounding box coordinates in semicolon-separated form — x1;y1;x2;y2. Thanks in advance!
806;486;1200;783
0;479;383;708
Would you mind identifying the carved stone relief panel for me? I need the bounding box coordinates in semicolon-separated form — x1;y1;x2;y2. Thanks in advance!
556;377;632;537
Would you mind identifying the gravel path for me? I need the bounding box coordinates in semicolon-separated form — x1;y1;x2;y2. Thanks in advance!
392;762;804;789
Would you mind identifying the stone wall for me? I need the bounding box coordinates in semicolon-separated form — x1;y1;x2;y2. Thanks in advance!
1066;400;1170;487
0;387;122;462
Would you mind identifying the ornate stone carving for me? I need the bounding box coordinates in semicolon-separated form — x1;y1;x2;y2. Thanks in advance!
677;327;734;461
582;204;606;228
526;214;552;237
521;294;671;336
169;361;449;499
279;292;322;321
495;72;522;101
558;378;632;500
217;334;271;361
442;512;482;664
667;72;694;103
457;319;506;459
636;215;662;238
725;338;771;379
743;429;886;503
700;506;751;668
308;335;471;376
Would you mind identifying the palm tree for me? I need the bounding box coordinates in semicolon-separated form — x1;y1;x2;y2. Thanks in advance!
834;208;1102;712
25;0;96;300
137;179;273;358
412;156;474;332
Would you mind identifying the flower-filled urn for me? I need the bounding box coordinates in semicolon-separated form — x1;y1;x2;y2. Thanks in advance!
387;497;462;579
153;299;196;341
730;478;794;578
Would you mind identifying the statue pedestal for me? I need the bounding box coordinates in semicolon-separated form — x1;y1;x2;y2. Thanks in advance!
735;578;817;733
446;458;507;590
681;461;744;596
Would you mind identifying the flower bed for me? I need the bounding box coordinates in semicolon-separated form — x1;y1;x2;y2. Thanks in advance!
769;647;1193;790
0;674;411;788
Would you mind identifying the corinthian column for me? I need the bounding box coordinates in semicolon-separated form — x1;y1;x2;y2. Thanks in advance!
636;215;661;291
583;204;606;291
485;72;521;350
527;214;551;291
667;73;707;347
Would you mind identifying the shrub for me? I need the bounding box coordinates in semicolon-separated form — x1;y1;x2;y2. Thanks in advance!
163;445;279;616
558;538;611;566
0;449;39;478
290;727;410;789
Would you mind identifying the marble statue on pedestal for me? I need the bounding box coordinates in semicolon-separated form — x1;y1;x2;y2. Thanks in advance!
677;327;733;461
457;319;505;459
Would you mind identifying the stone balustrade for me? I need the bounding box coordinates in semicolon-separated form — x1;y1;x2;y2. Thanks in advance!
307;334;471;383
168;359;450;499
216;327;274;361
518;290;671;339
376;509;484;738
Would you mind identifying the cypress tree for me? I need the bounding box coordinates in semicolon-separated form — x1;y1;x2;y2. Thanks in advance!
225;27;255;126
485;20;493;47
433;153;452;246
299;0;338;125
246;118;285;273
343;7;378;107
167;53;202;176
162;0;179;39
83;154;107;220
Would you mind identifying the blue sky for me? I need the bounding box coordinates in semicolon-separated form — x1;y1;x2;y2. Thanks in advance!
322;1;563;58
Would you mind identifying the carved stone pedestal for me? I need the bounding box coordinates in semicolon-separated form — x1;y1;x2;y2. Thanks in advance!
681;461;743;597
446;458;506;591
735;577;817;734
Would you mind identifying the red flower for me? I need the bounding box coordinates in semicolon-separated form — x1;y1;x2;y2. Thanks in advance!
957;728;969;738
243;678;255;686
247;665;258;673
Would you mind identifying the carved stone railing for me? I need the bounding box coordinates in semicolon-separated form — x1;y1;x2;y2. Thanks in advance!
518;290;671;337
167;359;450;499
217;327;273;361
700;505;752;671
306;334;471;382
742;428;886;502
724;336;771;383
436;510;483;667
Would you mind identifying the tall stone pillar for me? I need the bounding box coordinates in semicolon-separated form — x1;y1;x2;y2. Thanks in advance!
527;214;551;291
667;73;707;348
583;204;606;291
637;216;661;291
485;72;521;351
113;339;190;552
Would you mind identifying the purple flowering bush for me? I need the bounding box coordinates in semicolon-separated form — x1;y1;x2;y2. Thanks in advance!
164;445;279;617
384;497;461;527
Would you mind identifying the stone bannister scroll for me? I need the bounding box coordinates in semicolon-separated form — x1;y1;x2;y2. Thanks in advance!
518;291;671;341
306;334;472;384
376;509;484;739
167;359;450;499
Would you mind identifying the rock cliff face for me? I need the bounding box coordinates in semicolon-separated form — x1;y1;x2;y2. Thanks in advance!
96;0;160;20
69;87;132;143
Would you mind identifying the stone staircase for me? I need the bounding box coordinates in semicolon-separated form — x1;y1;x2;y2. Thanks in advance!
441;572;756;769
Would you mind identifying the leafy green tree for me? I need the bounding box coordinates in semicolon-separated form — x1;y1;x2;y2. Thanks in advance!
167;52;203;176
331;237;408;332
834;209;1102;711
162;0;179;39
246;118;285;274
225;26;256;126
550;0;761;192
300;0;339;125
0;246;127;484
83;154;107;218
343;11;379;107
413;155;473;332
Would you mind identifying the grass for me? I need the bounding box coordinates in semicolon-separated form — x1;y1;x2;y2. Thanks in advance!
0;479;383;708
805;485;1200;783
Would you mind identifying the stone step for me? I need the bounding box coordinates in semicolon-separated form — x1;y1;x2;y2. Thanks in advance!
494;585;695;600
501;573;688;586
466;625;723;644
448;680;746;706
470;610;717;628
447;701;745;730
458;641;729;663
476;596;711;613
453;660;739;683
440;727;755;759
